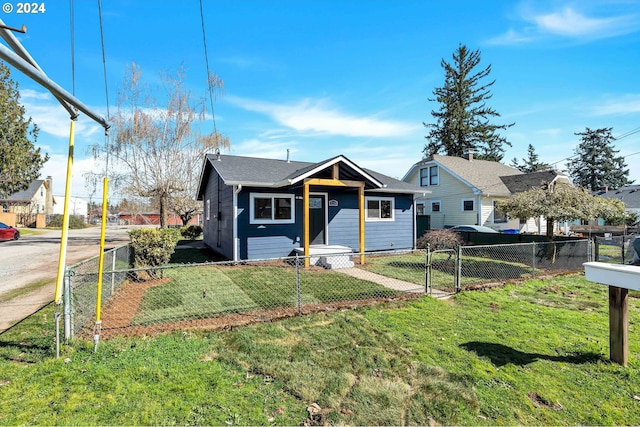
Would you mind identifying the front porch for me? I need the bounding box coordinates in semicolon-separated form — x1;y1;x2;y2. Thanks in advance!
293;245;354;269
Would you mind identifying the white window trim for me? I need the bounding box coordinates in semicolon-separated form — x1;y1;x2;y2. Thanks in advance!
430;200;441;213
461;198;475;212
419;165;439;187
365;196;395;222
250;193;295;224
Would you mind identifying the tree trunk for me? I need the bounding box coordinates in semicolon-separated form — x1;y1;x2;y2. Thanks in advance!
159;193;168;228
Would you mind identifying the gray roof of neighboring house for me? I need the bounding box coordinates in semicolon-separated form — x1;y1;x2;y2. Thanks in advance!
595;185;640;209
405;154;523;196
500;170;570;193
197;154;426;199
1;180;44;202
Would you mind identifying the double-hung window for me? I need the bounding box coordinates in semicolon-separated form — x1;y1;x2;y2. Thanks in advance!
365;197;394;221
250;193;295;224
419;165;439;186
462;198;475;212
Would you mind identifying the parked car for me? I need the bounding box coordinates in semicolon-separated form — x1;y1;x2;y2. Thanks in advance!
449;225;499;233
0;221;20;241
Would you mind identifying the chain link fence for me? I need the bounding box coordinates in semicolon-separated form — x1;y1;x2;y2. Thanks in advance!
63;239;591;339
593;233;637;265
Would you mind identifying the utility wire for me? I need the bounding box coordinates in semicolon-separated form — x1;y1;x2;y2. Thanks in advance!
69;0;75;96
97;0;111;172
199;0;218;137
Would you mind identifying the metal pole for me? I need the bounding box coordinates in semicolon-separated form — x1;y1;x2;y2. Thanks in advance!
532;242;536;279
0;43;109;127
63;272;71;341
456;245;462;293
296;254;301;314
425;244;430;295
111;248;116;296
55;311;60;358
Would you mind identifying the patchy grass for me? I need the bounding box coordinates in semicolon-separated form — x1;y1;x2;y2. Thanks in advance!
1;274;639;425
0;279;51;303
131;264;401;325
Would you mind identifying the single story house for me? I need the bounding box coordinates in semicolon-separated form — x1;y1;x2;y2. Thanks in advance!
402;150;571;234
196;153;427;263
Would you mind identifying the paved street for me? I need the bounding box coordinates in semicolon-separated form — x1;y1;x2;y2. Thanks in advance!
0;225;135;332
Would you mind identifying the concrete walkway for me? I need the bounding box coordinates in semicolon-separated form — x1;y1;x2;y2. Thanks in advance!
338;268;452;299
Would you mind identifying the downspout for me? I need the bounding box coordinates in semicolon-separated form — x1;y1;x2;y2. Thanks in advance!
233;184;242;261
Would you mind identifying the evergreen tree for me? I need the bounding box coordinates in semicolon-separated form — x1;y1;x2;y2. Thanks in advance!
423;44;513;161
0;62;48;199
567;127;632;191
510;144;551;172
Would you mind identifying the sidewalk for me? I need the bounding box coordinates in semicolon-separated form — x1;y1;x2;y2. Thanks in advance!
338;268;452;298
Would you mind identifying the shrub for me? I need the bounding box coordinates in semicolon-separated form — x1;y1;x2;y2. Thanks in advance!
180;224;203;240
416;228;463;250
129;228;181;278
47;214;87;229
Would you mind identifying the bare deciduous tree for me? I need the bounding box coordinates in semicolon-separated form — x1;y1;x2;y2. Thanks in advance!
93;62;228;227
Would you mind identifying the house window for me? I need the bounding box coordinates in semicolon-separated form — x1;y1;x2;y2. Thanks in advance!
419;165;439;186
206;199;211;221
416;203;425;215
365;197;394;221
430;200;441;213
493;201;507;223
462;198;475;212
250;193;295;224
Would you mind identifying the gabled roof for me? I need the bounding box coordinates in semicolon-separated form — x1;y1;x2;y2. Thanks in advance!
595;185;640;209
500;170;571;194
1;179;45;203
403;154;523;196
197;154;427;199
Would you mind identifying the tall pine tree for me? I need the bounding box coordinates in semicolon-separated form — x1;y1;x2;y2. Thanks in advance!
423;44;513;161
567;127;632;191
510;144;551;172
0;62;48;199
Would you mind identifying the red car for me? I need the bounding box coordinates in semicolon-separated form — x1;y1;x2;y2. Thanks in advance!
0;221;20;241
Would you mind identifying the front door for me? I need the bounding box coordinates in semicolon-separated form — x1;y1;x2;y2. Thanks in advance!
309;194;326;245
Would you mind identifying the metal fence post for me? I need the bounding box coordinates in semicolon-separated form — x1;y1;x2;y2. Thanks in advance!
532;242;536;279
296;254;301;314
425;244;430;295
63;270;72;341
455;245;462;292
111;248;116;296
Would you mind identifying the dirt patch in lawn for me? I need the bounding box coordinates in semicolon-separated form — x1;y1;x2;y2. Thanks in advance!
87;278;423;340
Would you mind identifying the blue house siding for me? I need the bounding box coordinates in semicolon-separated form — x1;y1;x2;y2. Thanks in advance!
237;188;303;260
364;194;414;251
202;172;235;260
327;192;359;249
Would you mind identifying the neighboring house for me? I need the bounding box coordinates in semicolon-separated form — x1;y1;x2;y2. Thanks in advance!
53;196;88;221
0;176;55;227
196;153;427;262
595;185;640;219
402;150;571;234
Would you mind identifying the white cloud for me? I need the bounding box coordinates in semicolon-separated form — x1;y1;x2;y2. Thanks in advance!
20;89;104;139
228;96;417;138
531;7;637;38
591;95;640;116
227;138;300;161
488;4;640;45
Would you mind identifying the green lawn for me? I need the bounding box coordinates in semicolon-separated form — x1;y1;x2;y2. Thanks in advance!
363;251;541;290
132;264;401;326
1;274;638;425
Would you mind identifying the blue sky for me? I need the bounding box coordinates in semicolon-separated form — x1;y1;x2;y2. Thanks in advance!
3;0;640;199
